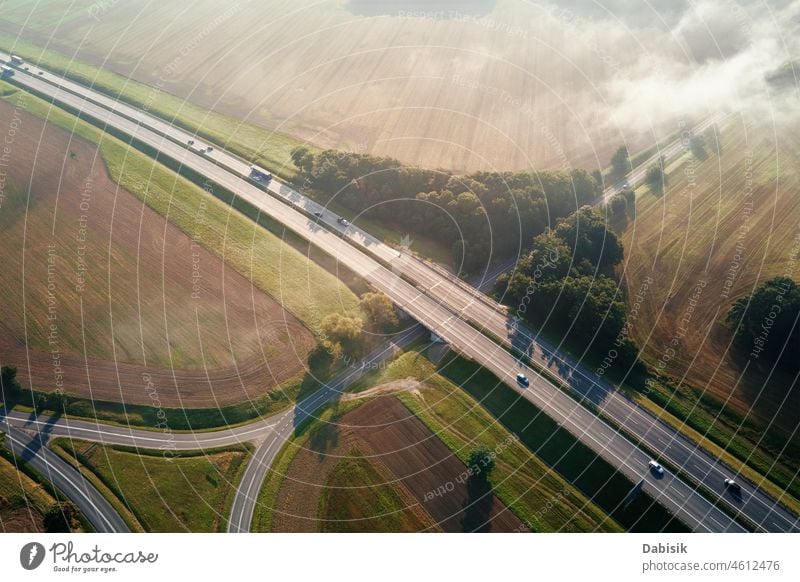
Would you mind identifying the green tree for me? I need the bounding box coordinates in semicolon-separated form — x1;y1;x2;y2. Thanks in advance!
320;313;364;355
44;502;81;533
610;145;630;181
467;447;496;481
690;134;708;161
290;146;315;173
1;365;21;400
46;391;67;412
610;193;628;218
726;277;800;369
555;206;624;274
646;163;666;195
359;292;398;329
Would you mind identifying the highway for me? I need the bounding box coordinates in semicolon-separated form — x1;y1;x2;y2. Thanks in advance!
2;54;796;532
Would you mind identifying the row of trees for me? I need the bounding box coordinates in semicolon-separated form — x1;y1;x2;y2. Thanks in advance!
495;205;644;377
290;148;602;272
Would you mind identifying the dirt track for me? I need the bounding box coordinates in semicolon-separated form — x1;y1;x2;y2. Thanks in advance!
0;101;314;407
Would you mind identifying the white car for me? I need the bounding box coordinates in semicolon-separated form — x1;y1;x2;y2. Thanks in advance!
648;460;664;475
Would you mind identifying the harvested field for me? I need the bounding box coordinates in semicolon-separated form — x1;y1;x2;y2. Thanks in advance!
0;100;315;407
622;118;800;432
270;395;522;532
0;0;692;174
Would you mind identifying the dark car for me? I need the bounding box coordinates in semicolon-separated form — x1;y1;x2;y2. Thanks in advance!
724;478;741;492
516;373;529;387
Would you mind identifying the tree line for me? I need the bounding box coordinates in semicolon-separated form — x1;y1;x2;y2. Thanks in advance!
495;204;644;378
290;147;602;272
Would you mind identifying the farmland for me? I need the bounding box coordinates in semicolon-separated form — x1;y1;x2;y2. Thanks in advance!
621;118;800;432
51;439;250;532
261;395;522;533
254;349;637;533
0;0;678;174
0;98;321;407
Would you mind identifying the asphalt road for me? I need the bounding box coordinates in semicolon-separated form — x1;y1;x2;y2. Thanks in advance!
1;328;421;532
1;55;795;532
2;425;129;532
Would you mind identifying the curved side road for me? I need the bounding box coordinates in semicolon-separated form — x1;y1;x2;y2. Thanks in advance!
1;327;421;533
2;426;129;532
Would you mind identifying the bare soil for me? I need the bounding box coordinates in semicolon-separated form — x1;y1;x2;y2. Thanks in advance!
0;101;314;407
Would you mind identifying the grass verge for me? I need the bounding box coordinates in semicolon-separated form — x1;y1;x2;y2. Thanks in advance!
51;438;251;532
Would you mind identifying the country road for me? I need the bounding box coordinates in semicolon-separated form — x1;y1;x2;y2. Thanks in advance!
1;53;796;532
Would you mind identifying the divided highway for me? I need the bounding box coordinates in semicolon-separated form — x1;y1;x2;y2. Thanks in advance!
1;54;796;532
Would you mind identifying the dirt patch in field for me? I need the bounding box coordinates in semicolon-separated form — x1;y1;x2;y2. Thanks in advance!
271;395;522;532
0;101;314;407
342;378;421;401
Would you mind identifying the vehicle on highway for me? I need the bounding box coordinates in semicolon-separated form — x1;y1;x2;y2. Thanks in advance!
206;146;214;153
249;164;272;182
516;372;529;387
37;71;44;75
187;139;195;145
313;211;322;217
724;478;741;491
0;65;13;78
648;460;664;475
337;217;350;227
10;54;23;66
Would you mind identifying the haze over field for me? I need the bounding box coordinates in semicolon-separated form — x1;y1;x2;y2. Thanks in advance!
0;0;796;172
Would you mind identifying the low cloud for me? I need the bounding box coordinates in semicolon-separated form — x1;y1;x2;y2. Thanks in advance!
592;0;800;131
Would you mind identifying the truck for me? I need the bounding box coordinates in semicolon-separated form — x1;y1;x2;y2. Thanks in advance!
0;65;14;78
9;55;24;66
248;164;272;182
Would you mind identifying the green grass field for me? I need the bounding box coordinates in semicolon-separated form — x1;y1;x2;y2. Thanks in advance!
317;451;428;532
0;32;310;183
0;80;359;334
52;439;251;532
